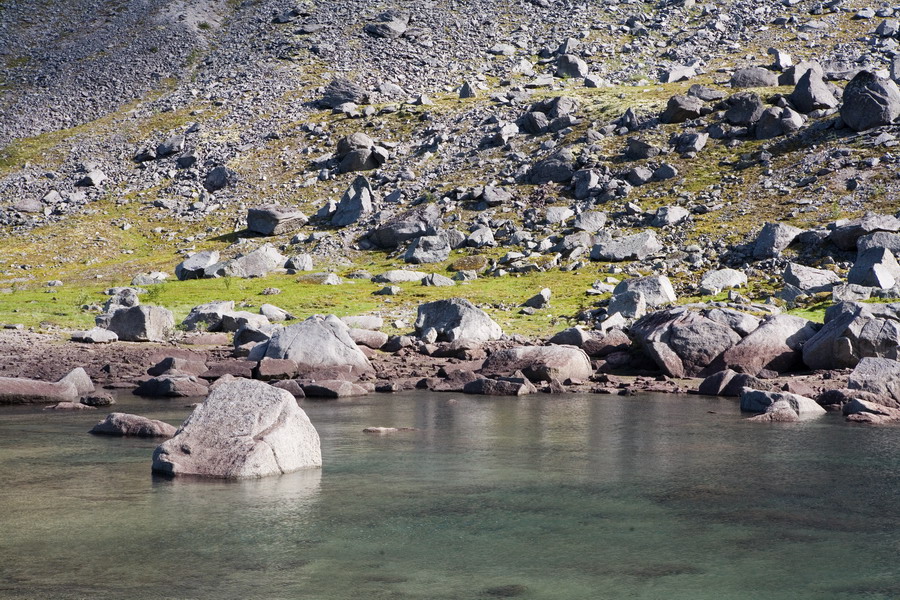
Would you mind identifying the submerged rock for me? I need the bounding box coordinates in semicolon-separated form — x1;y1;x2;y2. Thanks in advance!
91;413;176;438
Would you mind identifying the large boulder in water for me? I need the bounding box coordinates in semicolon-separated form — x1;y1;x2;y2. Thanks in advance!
262;315;373;377
415;298;503;344
722;314;819;375
481;345;593;383
841;70;900;131
631;308;741;378
91;413;176;438
152;378;322;479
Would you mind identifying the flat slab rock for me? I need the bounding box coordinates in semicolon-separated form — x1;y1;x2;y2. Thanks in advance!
152;378;322;479
91;413;176;438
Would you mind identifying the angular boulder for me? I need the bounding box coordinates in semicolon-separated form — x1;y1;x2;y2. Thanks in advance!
107;306;174;342
182;301;236;332
722;314;819;375
481;345;592;383
847;356;900;402
803;306;900;370
847;247;900;289
332;176;376;227
613;276;676;307
841;70;900;132
176;250;221;281
415;298;503;344
631;309;741;378
152;378;322;478
263;315;374;377
368;203;441;248
247;205;308;236
224;244;287;278
753;222;803;259
590;231;662;261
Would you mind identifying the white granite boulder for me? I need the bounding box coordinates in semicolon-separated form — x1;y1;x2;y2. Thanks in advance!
152;378;322;479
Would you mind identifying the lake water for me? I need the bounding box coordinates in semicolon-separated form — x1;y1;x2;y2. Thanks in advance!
1;391;898;599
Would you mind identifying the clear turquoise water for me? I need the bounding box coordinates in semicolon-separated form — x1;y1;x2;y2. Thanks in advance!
1;391;899;599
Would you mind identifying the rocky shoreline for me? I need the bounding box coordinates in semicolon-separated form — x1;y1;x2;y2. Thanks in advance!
1;292;896;427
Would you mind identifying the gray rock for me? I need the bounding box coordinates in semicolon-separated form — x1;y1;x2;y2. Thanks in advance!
75;169;107;187
783;263;840;293
348;328;389;349
613;276;676;307
740;389;825;418
843;397;900;423
286;254;314;272
753;222;803;259
624;138;660;159
220;311;270;333
730;67;779;87
704;308;760;336
176;250;220;280
152;378;322;478
847;356;900;402
652;164;679;182
608;290;646;319
841;70;900;131
364;10;409;38
555;54;588;78
725;92;765;126
107;306;174;342
590;231;662;261
332;176;376;227
698;369;770;397
467;226;496;248
247;205;308;236
421;273;456;287
848;247;900;288
264;315;374;377
803;306;900;370
260;303;295;322
790;70;839;114
182;301;236;331
135;375;209;398
302;380;369;398
341;315;384;330
0;372;81;405
858;231;900;254
828;213;900;250
368;203;441;248
203;166;238;192
415;298;503;344
319;78;368;108
631;308;741;378
755;106;804;139
529;150;575;184
91;413;176;438
651;206;688;226
459;81;477;99
71;327;118;344
573;211;607;232
131;272;168;287
372;269;429;283
674;132;709;155
522;288;552;309
481;345;593;383
723;314;819;375
659;95;704;124
404;233;450;264
221;245;285;279
700;269;747;295
156;135;185;158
